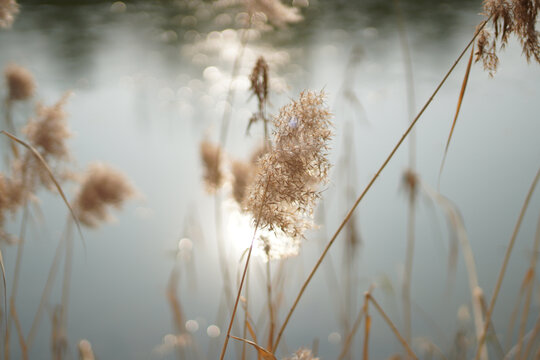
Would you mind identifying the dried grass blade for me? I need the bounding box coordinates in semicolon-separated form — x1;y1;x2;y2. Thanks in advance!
475;168;540;360
230;335;276;360
246;320;262;360
10;304;28;360
0;249;7;337
438;44;475;188
367;294;418;360
167;269;185;334
272;20;488;352
0;131;85;250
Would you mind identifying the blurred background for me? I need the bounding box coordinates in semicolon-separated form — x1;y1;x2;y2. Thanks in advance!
1;0;540;359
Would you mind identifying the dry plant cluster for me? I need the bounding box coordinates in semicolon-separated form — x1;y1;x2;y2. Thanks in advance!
0;0;540;359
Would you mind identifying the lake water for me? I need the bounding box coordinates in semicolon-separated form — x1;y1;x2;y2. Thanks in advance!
1;0;540;359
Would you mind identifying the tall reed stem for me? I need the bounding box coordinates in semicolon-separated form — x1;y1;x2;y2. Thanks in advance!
272;20;488;352
5;205;29;360
219;179;270;360
367;294;418;360
474;167;540;360
515;215;540;360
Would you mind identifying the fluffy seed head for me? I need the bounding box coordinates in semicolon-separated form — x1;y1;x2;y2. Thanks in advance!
200;140;224;193
245;90;333;240
477;0;540;74
0;0;19;29
74;163;134;228
23;93;71;160
250;56;269;107
4;63;35;101
231;160;254;206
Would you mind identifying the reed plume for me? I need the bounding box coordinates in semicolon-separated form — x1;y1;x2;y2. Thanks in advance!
247;56;270;137
4;64;34;101
476;0;540;74
78;340;95;360
231;160;255;206
23;94;71;160
0;0;18;29
245;90;333;240
200;140;224;193
74;163;135;228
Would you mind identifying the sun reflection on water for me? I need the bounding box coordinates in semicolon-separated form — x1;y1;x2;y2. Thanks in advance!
223;199;300;261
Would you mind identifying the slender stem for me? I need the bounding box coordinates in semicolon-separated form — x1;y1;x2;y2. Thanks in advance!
266;256;275;350
402;191;416;347
219;179;270;360
515;215;540;360
5;205;29;360
368;294;418;360
523;313;540;360
338;303;366;360
475;168;540;360
362;292;370;360
27;228;66;348
60;218;74;340
241;264;250;360
272;20;488;353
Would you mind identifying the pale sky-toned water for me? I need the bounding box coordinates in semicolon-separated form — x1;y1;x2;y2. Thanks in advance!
1;1;540;359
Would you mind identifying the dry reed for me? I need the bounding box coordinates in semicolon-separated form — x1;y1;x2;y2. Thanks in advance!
245;90;333;240
0;0;19;28
73;162;135;228
4;64;34;102
476;0;540;74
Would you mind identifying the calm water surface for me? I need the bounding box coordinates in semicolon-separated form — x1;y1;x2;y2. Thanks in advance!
1;1;539;359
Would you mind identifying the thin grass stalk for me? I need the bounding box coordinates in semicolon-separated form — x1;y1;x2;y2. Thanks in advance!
505;270;530;351
362;292;371;360
265;256;274;350
475;167;540;360
3;98;20;159
403;191;416;348
219;179;271;360
504;317;540;360
338;304;366;360
395;0;417;348
27;223;67;348
272;20;488;352
477;291;504;358
10;302;27;360
455;222;487;360
0;130;85;247
522;314;540;360
214;194;234;310
229;335;276;360
438;45;475;188
5;205;29;360
241;264;251;360
59;218;74;346
218;23;250;148
515;215;540;360
367;293;418;360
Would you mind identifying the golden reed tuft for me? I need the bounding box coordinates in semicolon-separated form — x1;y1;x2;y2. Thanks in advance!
23;93;71;160
3;63;35;101
250;56;269;108
0;0;19;29
74;163;134;228
200;140;224;193
476;0;540;74
245;90;333;240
